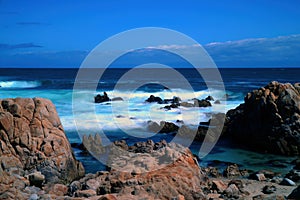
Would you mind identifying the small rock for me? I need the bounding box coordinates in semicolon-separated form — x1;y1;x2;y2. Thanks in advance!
214;100;221;104
75;189;97;197
29;172;45;188
262;185;276;194
224;184;240;198
223;164;241;178
280;178;296;186
212;180;227;193
49;184;68;196
29;194;39;200
98;194;118;200
256;173;266;181
85;179;100;190
228;180;243;189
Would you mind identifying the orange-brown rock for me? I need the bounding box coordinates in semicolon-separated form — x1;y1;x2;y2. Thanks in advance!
70;142;208;200
0;98;84;198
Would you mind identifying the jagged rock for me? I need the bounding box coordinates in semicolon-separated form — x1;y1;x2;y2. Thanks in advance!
145;95;163;103
147;121;179;133
194;98;212;107
212;180;227;193
205;96;214;101
71;141;207;200
94;92;110;103
225;81;300;155
159;121;179;133
223;184;240;198
223;164;241;178
0;98;85;199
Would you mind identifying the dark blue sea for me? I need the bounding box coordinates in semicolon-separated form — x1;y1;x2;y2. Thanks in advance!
0;68;299;173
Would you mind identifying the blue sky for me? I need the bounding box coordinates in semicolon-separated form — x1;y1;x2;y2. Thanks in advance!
0;0;300;67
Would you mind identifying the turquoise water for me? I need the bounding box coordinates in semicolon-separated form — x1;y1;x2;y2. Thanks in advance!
0;68;299;173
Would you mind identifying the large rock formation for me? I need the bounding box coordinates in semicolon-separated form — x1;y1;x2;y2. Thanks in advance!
69;140;208;200
0;98;84;198
225;81;300;155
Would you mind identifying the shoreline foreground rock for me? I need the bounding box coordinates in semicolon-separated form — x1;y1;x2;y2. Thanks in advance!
1;86;299;199
225;81;300;155
0;98;84;198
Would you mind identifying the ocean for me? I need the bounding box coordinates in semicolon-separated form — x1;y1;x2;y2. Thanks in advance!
0;68;299;173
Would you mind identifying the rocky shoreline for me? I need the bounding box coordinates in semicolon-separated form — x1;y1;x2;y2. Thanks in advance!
1;81;300;199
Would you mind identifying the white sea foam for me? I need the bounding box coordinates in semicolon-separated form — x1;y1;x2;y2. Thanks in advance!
0;87;243;133
0;81;41;88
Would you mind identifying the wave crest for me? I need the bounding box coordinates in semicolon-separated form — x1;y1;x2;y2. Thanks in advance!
0;81;41;89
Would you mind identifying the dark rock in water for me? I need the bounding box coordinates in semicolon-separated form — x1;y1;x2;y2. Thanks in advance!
145;95;163;104
225;81;300;155
147;120;179;133
224;94;230;100
111;97;123;101
205;96;214;101
176;119;184;124
164;96;181;104
147;121;161;132
163;103;178;110
194;98;212;107
288;185;300;199
94;92;111;103
146;95;181;105
214;100;221;104
180;101;194;107
159;121;179;133
177;113;226;142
